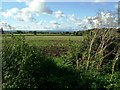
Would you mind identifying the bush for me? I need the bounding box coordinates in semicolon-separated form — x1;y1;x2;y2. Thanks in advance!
60;28;120;88
2;36;59;88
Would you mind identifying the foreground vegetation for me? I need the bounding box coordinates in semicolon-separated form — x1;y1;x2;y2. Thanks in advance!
2;28;120;89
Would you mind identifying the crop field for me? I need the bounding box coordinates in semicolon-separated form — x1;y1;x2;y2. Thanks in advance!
3;35;83;57
25;35;83;46
26;36;83;56
3;35;83;45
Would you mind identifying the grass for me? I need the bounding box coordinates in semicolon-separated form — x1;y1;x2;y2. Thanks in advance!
2;34;83;57
25;35;83;46
3;34;83;47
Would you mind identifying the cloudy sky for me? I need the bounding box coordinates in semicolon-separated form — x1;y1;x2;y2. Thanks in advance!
0;0;119;31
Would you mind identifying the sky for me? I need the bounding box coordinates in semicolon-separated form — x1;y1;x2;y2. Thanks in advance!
0;0;119;31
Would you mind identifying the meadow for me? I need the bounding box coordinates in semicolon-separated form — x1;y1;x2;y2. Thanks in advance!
2;29;120;89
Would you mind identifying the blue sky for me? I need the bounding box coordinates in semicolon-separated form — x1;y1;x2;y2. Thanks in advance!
0;1;118;31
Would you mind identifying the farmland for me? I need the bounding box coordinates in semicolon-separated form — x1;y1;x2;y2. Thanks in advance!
3;35;83;57
3;34;83;45
2;29;120;89
25;35;83;46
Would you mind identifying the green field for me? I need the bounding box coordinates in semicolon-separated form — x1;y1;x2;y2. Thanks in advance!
25;35;83;57
3;34;83;56
3;34;83;46
25;35;83;46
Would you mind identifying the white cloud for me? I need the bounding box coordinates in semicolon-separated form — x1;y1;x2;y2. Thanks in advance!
28;0;45;13
54;11;65;18
51;11;118;30
50;21;60;29
79;11;118;29
1;8;19;18
67;14;81;24
2;0;53;22
1;1;118;31
1;7;36;22
0;20;15;30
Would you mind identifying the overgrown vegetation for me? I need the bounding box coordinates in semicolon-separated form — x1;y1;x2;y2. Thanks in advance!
2;28;120;89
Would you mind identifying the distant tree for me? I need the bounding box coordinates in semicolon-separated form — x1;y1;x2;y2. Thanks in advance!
73;31;83;36
75;32;79;36
16;30;23;34
65;32;70;35
0;27;4;34
33;31;37;35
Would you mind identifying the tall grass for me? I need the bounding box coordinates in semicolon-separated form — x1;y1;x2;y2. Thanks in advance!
62;28;120;88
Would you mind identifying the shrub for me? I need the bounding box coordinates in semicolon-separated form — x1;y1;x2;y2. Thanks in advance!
2;35;59;88
61;28;120;88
